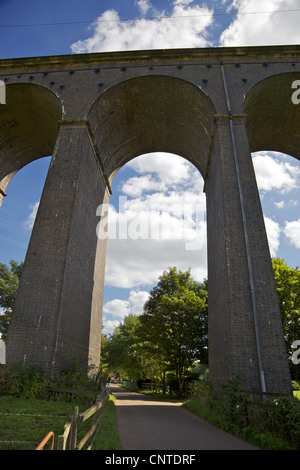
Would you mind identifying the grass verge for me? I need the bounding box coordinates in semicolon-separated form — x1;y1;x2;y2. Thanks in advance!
0;393;122;450
182;395;298;450
0;396;77;450
93;394;122;450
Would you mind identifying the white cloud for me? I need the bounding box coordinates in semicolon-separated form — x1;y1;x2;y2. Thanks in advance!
128;290;150;314
24;201;39;230
127;153;194;186
102;319;121;335
103;298;130;319
70;0;300;53
102;290;150;334
220;0;300;46
274;199;298;209
284;219;300;249
121;174;166;198
71;1;214;53
103;290;149;319
252;152;300;194
101;153;207;289
136;0;152;16
104;235;207;289
264;216;281;256
274;200;285;209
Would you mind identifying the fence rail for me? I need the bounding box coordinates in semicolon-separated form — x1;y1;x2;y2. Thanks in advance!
35;431;54;450
241;390;290;408
140;382;168;393
47;378;103;402
57;388;109;450
35;385;109;450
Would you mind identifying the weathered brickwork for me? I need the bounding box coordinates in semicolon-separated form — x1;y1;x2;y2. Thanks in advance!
0;46;299;393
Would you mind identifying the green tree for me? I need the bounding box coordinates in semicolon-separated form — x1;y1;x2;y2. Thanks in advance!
139;267;208;396
106;311;174;386
272;258;300;380
106;314;158;383
0;260;23;341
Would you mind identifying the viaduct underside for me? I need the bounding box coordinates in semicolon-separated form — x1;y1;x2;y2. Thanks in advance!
1;45;299;394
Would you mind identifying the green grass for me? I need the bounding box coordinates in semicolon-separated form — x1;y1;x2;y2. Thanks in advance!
93;394;122;450
182;396;298;450
0;393;122;450
181;395;224;429
0;396;77;450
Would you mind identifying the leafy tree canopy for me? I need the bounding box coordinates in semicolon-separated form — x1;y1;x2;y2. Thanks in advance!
140;267;208;395
272;258;300;380
0;260;23;341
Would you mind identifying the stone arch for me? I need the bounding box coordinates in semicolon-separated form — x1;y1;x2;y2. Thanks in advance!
88;75;216;181
243;72;300;159
0;83;62;205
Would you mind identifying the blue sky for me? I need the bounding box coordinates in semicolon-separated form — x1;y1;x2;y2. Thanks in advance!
1;0;300;335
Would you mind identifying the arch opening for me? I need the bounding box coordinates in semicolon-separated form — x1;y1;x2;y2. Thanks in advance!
101;151;208;336
88;75;216;182
89;75;215;337
0;83;62;358
244;73;300;268
88;76;214;337
244;76;300;381
0;83;62;205
244;72;300;160
251;150;300;267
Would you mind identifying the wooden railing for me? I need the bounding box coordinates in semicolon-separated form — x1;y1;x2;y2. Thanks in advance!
140;382;168;394
36;387;109;450
47;378;104;402
241;390;290;408
35;431;54;450
57;389;109;450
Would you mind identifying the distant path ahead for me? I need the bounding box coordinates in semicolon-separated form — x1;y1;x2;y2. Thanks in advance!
108;384;258;450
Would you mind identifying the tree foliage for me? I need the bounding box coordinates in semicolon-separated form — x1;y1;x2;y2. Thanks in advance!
105;267;208;396
272;258;300;380
139;267;208;395
0;260;23;341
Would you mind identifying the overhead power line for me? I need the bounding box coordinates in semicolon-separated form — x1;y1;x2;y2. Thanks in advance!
0;8;300;29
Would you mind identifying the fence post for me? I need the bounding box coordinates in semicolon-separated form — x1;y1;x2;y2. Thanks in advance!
69;406;79;450
57;387;109;450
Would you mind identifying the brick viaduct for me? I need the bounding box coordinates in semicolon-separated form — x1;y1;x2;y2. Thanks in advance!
1;45;299;394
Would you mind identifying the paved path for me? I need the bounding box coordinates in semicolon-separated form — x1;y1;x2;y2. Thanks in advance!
108;384;258;450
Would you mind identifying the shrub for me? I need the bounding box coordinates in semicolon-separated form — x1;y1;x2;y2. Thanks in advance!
216;375;249;432
211;375;300;449
269;397;300;446
0;366;12;395
8;363;49;399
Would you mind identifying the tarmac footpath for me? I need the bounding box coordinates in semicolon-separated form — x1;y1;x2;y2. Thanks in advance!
108;384;258;451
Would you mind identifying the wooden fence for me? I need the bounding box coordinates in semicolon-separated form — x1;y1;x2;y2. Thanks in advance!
56;388;109;450
47;378;104;402
140;382;168;394
36;384;109;450
242;390;290;408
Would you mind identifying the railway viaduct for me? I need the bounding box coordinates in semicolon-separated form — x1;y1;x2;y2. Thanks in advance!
1;45;299;394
